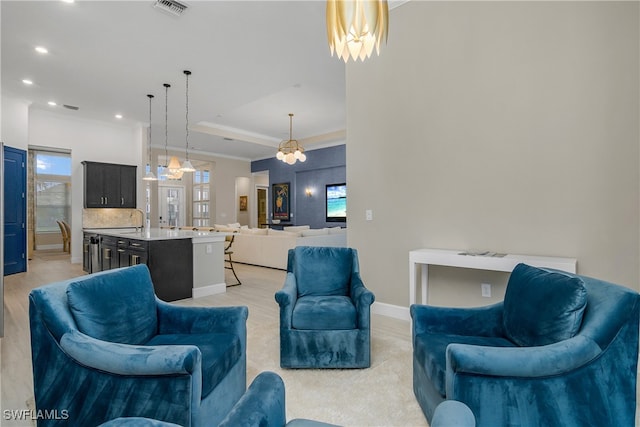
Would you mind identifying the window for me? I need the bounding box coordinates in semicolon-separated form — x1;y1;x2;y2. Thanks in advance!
193;168;210;227
34;151;71;232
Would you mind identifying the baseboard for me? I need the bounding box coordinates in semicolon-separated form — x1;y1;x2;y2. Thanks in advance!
193;282;226;298
372;301;411;322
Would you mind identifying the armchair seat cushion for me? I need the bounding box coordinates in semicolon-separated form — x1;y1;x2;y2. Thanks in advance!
292;296;357;330
146;333;241;398
414;333;515;396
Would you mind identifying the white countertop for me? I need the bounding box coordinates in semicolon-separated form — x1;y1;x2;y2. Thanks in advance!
84;228;228;242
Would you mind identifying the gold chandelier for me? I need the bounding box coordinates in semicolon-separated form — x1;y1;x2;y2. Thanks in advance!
326;0;389;62
276;113;306;165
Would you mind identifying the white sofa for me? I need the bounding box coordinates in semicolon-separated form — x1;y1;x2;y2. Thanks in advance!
227;226;347;270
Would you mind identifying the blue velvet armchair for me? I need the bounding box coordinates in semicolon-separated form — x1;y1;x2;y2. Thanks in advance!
275;246;375;368
101;371;338;427
29;264;248;427
411;263;640;427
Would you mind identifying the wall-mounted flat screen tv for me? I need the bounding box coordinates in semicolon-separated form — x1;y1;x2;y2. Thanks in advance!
326;183;346;222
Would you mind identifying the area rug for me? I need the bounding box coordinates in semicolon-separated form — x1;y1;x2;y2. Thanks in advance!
245;316;426;426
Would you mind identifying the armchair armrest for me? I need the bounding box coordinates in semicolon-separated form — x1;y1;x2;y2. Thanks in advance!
431;400;476;427
60;330;201;376
446;335;602;382
350;274;375;329
156;300;248;338
410;303;505;339
275;272;297;306
218;371;286;427
274;272;297;329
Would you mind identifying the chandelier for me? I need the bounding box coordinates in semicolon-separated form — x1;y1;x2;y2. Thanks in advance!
276;113;306;165
326;0;389;62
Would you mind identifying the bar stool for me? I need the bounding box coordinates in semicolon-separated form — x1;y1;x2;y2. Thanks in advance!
224;234;241;286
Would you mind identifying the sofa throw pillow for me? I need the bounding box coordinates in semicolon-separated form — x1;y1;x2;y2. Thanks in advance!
301;228;329;237
294;246;353;297
67;265;158;345
328;227;346;234
503;263;587;347
268;229;301;237
284;225;310;232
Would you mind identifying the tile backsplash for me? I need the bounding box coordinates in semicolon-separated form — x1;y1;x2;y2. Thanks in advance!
83;208;144;229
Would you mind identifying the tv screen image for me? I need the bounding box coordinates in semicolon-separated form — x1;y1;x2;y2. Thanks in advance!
326;183;346;222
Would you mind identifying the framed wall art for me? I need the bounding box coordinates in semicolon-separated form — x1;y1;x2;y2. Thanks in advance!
272;182;290;221
239;195;248;211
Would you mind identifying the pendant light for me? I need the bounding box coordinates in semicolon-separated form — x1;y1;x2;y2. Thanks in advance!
180;70;196;172
276;113;306;165
142;94;158;181
161;83;183;180
326;0;389;62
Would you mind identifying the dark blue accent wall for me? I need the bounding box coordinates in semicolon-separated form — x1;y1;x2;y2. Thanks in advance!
251;145;346;229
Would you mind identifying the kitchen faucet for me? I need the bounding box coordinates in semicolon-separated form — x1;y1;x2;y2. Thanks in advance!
134;209;146;231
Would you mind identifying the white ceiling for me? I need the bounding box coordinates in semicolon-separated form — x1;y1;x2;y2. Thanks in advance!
1;0;357;161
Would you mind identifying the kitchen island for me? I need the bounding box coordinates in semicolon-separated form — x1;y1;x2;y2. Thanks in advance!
83;228;228;301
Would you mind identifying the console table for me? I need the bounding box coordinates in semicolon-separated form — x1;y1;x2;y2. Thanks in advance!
409;248;577;306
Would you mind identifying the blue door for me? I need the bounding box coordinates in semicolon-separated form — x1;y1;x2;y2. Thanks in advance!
4;146;27;275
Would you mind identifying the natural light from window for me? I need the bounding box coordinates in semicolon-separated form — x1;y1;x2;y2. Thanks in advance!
35;151;71;233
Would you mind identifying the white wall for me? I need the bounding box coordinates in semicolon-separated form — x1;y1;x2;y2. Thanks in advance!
1;94;30;150
347;2;639;310
212;157;252;225
29;108;143;263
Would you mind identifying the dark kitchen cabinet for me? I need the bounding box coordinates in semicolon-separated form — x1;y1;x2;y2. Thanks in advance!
82;161;137;208
97;234;191;301
117;238;149;268
100;236;118;270
118;165;137;208
148;239;192;301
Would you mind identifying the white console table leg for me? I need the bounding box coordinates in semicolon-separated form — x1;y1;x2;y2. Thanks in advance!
421;264;428;305
409;259;429;307
409;259;416;306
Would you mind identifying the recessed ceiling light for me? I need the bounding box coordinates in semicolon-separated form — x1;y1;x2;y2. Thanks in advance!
35;46;48;54
22;79;33;85
48;101;57;106
61;0;74;3
115;114;123;119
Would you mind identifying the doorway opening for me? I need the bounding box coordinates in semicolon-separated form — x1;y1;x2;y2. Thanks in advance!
256;186;268;228
29;147;71;254
158;185;185;228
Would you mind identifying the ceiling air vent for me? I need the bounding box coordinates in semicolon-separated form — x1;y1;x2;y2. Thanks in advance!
63;104;79;111
153;0;188;17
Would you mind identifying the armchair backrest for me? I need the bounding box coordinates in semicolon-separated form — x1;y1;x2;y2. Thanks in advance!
579;275;640;351
502;264;640;351
288;246;356;297
66;265;158;344
29;265;158;345
503;264;587;347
